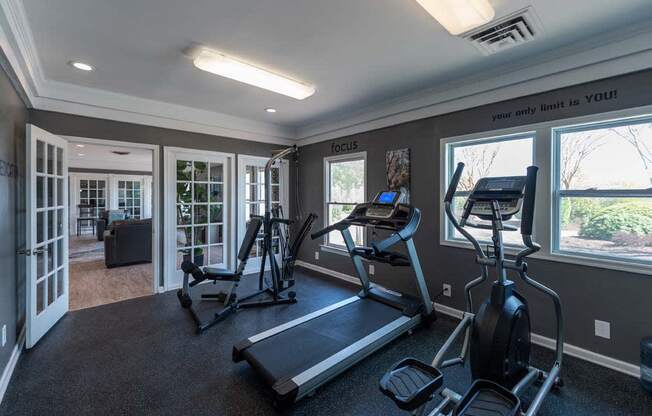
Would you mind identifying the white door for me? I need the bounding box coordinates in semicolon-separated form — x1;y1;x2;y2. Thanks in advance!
237;155;289;274
25;125;69;348
164;148;235;289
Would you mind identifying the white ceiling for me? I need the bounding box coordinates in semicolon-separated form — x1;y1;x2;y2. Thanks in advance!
68;142;153;172
4;0;652;143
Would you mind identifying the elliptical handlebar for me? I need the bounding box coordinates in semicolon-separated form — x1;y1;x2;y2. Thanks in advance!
445;162;465;203
444;163;486;260
520;166;538;237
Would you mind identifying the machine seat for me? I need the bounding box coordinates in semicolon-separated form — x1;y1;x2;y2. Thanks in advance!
379;358;443;411
203;267;240;281
453;380;520;416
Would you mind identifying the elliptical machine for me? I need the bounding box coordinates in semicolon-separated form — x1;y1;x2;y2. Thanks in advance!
379;163;563;416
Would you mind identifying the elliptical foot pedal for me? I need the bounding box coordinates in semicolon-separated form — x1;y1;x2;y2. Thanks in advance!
454;380;520;416
379;358;443;411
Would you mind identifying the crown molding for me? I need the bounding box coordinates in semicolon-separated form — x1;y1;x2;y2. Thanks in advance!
296;22;652;145
2;0;651;147
0;0;296;145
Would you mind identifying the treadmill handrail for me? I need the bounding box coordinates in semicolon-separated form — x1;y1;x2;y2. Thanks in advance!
372;208;421;253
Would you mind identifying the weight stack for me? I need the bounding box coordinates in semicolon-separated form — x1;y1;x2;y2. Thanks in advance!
641;337;652;393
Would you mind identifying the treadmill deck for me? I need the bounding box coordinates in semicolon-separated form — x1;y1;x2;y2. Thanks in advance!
239;297;404;387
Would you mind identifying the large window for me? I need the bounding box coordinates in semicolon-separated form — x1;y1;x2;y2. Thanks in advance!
118;180;142;219
78;179;106;217
324;153;366;248
446;134;534;246
553;117;652;264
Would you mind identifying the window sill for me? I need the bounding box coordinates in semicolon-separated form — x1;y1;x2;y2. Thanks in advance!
440;239;652;276
320;244;350;257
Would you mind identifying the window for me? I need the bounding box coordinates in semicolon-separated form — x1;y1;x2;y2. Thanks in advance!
324;153;366;248
553;117;652;264
244;163;281;257
78;178;106;217
118;180;142;219
445;133;534;246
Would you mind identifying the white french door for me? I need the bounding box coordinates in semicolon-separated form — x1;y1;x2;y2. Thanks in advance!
237;155;289;274
164;148;235;289
25;125;69;348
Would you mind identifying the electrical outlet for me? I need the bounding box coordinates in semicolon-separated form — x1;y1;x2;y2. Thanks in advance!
595;320;611;339
2;325;6;347
369;264;375;275
443;284;452;298
315;251;319;260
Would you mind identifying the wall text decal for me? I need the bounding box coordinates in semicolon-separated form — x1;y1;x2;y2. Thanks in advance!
491;89;618;122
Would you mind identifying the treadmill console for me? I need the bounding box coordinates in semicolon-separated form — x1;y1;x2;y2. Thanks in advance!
466;176;527;220
366;191;403;218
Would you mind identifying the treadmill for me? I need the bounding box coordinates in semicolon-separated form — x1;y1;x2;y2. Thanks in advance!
233;190;435;406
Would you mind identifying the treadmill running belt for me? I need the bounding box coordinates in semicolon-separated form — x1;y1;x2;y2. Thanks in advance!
241;298;403;385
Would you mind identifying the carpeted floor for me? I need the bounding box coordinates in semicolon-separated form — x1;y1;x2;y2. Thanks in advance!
2;269;651;416
68;234;154;311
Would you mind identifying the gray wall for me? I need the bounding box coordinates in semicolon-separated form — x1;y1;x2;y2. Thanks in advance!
29;110;283;286
0;58;28;372
295;69;652;365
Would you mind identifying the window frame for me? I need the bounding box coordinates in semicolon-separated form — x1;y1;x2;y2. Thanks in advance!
442;131;536;247
551;114;652;266
439;105;652;276
323;151;367;250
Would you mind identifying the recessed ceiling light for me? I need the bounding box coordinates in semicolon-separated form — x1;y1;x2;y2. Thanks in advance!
75;144;85;148
78;153;85;156
265;108;277;113
415;0;495;35
69;61;94;71
192;47;315;100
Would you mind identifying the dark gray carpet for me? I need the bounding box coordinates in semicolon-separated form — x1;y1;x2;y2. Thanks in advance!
2;268;651;415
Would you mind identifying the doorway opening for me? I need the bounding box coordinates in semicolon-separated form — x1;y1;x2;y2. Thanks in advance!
67;138;158;310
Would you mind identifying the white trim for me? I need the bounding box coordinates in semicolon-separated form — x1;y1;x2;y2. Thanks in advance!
296;25;652;145
438;104;652;277
0;0;294;144
64;136;161;294
236;154;290;274
2;0;652;146
163;147;237;291
295;260;360;286
295;261;642;379
0;326;24;405
323;151;367;249
319;244;350;257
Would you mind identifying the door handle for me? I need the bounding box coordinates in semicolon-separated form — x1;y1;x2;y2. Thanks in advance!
17;248;31;256
32;247;48;254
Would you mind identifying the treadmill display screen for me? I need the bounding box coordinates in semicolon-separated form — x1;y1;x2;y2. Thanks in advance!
377;191;398;204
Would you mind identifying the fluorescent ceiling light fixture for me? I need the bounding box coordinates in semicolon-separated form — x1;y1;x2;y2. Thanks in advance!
75;144;85;148
192;47;315;100
69;61;93;71
415;0;495;35
77;153;85;156
265;108;277;113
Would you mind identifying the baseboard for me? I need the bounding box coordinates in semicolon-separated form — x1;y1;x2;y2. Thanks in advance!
296;261;641;379
295;260;361;286
0;325;25;405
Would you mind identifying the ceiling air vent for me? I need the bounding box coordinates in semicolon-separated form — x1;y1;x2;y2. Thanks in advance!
462;7;542;56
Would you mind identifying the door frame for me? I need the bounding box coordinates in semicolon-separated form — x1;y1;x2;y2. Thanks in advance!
163;147;236;291
61;135;160;295
236;154;290;275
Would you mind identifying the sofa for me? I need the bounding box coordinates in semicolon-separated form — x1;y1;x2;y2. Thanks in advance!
96;210;128;241
104;219;152;268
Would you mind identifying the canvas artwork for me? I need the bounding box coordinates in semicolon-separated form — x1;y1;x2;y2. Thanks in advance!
386;148;411;202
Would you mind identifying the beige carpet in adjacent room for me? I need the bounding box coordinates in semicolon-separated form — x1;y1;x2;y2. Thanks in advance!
69;234;154;311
